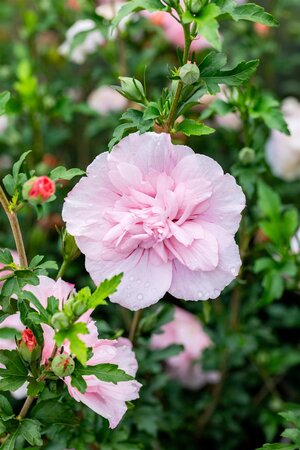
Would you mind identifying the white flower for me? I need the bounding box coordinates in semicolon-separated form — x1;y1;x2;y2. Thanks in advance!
59;19;105;64
266;97;300;181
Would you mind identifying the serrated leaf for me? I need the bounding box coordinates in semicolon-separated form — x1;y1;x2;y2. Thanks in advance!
20;419;43;446
31;399;79;425
76;363;133;384
0;350;28;391
231;3;278;27
112;0;166;27
55;322;88;365
88;273;123;309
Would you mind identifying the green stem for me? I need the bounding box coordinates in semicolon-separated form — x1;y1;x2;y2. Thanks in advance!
56;259;68;280
165;24;191;132
0;185;28;267
129;310;142;342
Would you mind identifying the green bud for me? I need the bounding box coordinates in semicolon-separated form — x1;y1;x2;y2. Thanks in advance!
71;300;87;318
51;312;70;330
51;354;75;377
62;230;81;263
179;63;200;85
189;0;203;14
119;77;145;102
238;147;256;165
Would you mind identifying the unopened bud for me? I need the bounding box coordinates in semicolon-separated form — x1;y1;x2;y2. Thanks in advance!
18;329;40;362
189;0;203;14
179;63;200;85
119;77;145;102
62;230;81;263
22;176;56;203
51;312;70;330
51;354;75;377
238;147;256;165
71;300;86;317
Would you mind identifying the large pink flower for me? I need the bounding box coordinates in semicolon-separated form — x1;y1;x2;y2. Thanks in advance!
63;132;245;310
151;306;219;389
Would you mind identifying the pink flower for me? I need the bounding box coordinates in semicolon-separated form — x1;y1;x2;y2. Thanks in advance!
25;276;141;427
23;176;56;202
63;132;245;310
65;337;141;428
87;86;127;115
146;11;209;52
19;329;37;352
151;307;219;389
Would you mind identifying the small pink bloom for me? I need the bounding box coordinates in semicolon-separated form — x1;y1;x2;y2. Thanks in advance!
23;176;56;202
63;132;245;310
151;307;219;389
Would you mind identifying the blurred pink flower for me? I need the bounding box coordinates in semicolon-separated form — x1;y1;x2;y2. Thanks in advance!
266;97;300;180
63;132;245;310
146;10;209;52
87;86;127;115
151;307;219;389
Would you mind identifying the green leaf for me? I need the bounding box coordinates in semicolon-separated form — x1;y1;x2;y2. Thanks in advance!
20;419;43;446
0;350;28;391
76;363;133;384
250;94;289;134
200;53;259;94
0;429;19;450
49;166;85;181
257;181;281;218
27;379;45;397
231;3;278;27
0;91;10;115
88;274;123;309
0;395;14;421
0;249;14;265
71;371;87;394
176;119;215;136
55;322;88;365
21;291;50;324
112;0;166;27
18;300;44;345
31;399;78;426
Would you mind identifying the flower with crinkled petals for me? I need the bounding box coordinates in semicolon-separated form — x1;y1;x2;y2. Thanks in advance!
151;307;220;389
63;132;245;310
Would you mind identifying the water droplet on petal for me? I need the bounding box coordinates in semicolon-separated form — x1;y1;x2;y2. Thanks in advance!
213;289;220;297
129;276;134;282
198;291;203;298
137;293;144;300
230;267;237;275
205;292;210;298
137;279;141;284
126;285;131;290
144;282;150;288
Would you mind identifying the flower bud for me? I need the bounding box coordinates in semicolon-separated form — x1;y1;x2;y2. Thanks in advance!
71;300;86;317
22;176;56;203
62;230;81;263
238;147;256;165
51;354;75;377
189;0;203;14
18;329;41;363
179;63;200;85
51;312;70;330
119;77;145;102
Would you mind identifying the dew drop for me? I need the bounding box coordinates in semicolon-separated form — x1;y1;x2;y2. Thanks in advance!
213;289;220;297
129;276;134;282
230;267;237;275
137;293;144;300
126;284;131;290
198;291;203;298
205;292;210;298
144;282;150;288
137;279;141;284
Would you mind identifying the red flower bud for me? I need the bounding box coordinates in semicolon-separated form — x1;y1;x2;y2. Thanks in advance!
21;329;37;352
23;176;56;203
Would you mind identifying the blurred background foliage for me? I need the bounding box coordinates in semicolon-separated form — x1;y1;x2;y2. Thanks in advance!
1;1;300;449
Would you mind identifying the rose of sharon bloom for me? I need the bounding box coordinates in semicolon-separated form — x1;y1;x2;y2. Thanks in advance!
266;97;300;181
25;276;141;428
63;132;245;310
87;86;127;115
151;307;219;389
23;176;56;202
59;20;105;64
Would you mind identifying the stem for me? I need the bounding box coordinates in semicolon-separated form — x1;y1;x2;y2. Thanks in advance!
129;310;142;342
18;396;35;419
56;259;68;280
0;185;28;267
165;24;191;132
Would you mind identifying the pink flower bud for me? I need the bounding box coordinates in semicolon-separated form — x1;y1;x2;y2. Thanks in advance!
20;329;37;352
254;23;270;37
23;176;56;203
